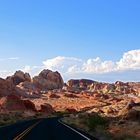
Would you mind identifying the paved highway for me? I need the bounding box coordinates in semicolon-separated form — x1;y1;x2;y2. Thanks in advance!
0;117;96;140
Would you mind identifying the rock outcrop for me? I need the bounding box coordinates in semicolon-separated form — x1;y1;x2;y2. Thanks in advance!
23;100;36;111
0;95;26;111
6;70;31;85
40;103;55;114
33;69;64;90
49;93;60;98
67;79;95;90
67;79;137;95
0;78;15;97
0;95;37;112
128;82;140;96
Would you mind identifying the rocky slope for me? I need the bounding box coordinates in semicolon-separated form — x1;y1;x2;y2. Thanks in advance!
0;70;140;139
0;69;64;114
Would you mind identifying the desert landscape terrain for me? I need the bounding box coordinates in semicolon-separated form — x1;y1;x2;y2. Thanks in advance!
0;69;139;140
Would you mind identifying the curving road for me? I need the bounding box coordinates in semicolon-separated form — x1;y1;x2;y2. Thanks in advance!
0;117;96;140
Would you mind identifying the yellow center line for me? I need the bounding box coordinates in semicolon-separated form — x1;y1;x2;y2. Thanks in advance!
13;120;42;140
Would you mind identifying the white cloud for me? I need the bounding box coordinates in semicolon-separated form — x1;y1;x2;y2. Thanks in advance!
117;49;140;70
0;50;140;82
42;49;140;75
43;56;83;73
0;57;19;61
82;57;116;73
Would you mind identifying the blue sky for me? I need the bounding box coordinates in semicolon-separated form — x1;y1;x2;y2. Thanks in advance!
0;0;140;82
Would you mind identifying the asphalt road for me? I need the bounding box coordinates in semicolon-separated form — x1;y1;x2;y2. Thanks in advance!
0;117;96;140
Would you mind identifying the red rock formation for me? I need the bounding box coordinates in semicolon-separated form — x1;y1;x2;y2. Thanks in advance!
0;95;26;111
67;79;95;89
49;93;60;98
0;94;38;112
40;103;55;114
67;79;138;95
0;78;16;97
23;100;36;111
6;70;31;85
128;82;140;96
115;81;128;86
64;93;79;98
33;69;64;90
66;108;77;113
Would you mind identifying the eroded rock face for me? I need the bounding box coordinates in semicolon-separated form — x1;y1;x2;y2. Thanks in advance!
49;93;60;99
33;69;64;90
0;95;37;112
0;78;16;97
0;95;26;111
23;100;36;111
66;108;77;113
67;79;95;89
64;93;79;98
17;81;36;91
40;103;55;114
128;82;140;96
7;70;31;85
67;79;137;95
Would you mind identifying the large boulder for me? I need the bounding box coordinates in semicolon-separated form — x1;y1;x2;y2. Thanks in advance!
49;93;60;99
33;69;64;90
0;78;16;97
0;95;37;112
6;70;31;85
15;81;42;98
66;108;77;113
0;95;26;111
17;81;36;91
23;100;36;111
67;79;95;90
40;103;55;114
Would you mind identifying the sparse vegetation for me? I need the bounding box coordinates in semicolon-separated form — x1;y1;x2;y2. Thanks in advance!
53;111;70;117
0;111;38;126
0;112;24;126
85;113;108;130
62;112;140;140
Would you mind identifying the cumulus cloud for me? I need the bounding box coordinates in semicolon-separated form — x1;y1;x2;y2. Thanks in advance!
117;49;140;70
82;57;116;73
42;49;140;75
43;56;83;73
1;50;139;82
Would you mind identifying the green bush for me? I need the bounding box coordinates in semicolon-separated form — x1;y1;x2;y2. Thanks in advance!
85;114;108;129
54;111;69;117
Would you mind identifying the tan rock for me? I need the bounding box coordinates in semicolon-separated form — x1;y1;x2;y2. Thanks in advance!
33;69;64;90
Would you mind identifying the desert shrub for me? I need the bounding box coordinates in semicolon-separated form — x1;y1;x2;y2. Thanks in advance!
54;111;69;117
85;114;108;129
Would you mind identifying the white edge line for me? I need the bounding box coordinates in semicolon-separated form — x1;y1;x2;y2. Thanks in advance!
58;120;91;140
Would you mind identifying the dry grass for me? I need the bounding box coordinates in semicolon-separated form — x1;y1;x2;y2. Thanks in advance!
62;113;140;140
0;111;37;126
